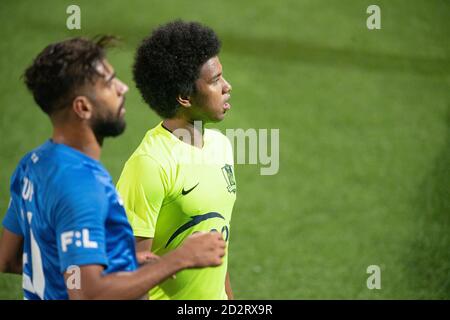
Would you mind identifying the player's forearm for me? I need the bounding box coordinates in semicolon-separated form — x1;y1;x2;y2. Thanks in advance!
0;228;23;275
74;250;188;300
0;261;22;274
2;261;22;274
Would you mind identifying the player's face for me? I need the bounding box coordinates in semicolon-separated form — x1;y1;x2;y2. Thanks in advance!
89;60;129;138
190;56;232;123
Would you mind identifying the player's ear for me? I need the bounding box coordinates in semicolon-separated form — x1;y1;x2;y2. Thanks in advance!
72;96;94;120
176;94;192;108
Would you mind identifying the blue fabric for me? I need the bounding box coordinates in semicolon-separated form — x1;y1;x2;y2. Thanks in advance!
2;140;138;300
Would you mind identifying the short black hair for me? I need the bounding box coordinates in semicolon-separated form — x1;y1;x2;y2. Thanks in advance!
133;20;221;118
24;36;116;115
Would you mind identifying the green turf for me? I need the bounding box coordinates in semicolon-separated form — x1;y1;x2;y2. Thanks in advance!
0;0;449;299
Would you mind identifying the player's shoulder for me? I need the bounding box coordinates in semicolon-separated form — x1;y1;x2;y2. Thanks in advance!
31;141;110;195
206;128;232;145
17;140;102;170
126;124;178;167
48;163;111;223
11;141;64;184
13;142;110;216
122;152;161;173
15;141;50;169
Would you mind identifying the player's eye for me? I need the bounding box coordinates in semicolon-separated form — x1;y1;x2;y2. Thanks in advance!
105;73;117;87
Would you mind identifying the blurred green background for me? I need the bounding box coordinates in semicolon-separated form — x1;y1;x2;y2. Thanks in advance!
0;0;449;299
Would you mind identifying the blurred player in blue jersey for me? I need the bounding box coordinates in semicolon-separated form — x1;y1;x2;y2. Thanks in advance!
0;36;226;300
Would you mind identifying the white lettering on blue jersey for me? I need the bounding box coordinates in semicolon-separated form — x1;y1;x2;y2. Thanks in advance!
21;177;33;202
61;229;98;252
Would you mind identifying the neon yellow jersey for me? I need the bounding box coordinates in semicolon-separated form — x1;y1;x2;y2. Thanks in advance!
117;122;236;300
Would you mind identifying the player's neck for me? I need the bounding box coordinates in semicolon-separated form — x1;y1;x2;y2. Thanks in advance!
162;117;204;149
52;124;102;160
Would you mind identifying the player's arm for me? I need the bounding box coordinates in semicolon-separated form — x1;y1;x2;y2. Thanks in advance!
135;236;177;285
135;237;155;263
225;271;234;300
135;236;153;252
65;232;225;300
1;194;23;275
117;155;165;257
0;228;23;274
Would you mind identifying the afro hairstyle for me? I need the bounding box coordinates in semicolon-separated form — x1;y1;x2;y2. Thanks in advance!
133;20;221;118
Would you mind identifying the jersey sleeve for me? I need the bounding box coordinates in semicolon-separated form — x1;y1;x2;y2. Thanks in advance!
117;155;167;238
52;168;109;273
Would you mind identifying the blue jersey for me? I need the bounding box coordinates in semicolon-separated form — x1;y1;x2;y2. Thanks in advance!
2;140;138;300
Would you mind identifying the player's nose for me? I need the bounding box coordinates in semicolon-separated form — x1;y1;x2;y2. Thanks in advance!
116;78;129;95
223;78;232;94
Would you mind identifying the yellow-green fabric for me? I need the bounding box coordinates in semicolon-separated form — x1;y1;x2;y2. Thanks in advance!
117;122;236;299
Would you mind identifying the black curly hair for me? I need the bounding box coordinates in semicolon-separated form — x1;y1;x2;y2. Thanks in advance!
24;36;116;115
133;20;221;118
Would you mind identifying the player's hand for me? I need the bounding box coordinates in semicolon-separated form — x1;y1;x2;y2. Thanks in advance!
137;250;177;279
180;231;226;268
136;251;160;265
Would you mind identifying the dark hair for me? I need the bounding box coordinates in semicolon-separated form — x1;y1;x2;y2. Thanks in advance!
24;36;116;115
133;20;221;118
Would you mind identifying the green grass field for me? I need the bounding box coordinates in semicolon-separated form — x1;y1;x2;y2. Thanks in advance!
0;0;449;299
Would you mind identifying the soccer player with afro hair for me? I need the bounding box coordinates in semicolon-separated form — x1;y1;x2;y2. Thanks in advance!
117;20;236;300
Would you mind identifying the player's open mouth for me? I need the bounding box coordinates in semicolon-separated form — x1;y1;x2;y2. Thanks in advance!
223;95;231;111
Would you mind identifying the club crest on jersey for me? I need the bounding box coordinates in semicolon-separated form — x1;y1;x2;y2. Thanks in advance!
221;164;236;194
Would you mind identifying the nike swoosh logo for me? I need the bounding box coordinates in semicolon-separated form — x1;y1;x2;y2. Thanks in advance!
181;183;199;196
165;212;225;248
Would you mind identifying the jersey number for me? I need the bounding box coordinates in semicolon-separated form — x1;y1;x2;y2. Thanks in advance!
22;211;45;299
